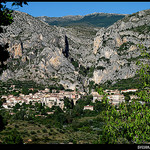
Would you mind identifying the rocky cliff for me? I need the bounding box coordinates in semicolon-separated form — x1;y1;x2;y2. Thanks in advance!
0;9;150;91
0;11;83;90
91;9;150;85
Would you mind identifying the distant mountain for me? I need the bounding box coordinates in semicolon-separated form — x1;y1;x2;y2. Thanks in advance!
36;12;126;27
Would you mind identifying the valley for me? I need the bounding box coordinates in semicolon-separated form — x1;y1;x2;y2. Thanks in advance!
0;7;150;144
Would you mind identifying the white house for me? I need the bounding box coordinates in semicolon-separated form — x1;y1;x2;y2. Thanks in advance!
121;89;138;93
2;103;8;109
84;105;94;111
107;94;125;105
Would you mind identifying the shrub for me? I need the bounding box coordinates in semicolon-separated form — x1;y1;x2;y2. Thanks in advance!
42;128;47;133
30;131;36;135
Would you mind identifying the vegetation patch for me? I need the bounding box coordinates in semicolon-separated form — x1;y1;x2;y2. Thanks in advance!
130;24;150;34
117;42;134;55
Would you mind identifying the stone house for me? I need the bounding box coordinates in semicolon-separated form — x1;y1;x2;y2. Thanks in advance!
2;103;8;109
105;89;120;95
107;94;125;105
91;92;103;103
84;105;94;111
93;95;103;103
121;89;138;93
42;95;64;109
130;95;139;100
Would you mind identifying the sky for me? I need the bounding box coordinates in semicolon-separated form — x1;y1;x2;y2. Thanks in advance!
6;2;150;17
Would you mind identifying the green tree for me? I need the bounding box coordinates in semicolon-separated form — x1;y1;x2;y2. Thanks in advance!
0;115;5;131
94;101;104;112
0;44;9;74
0;101;3;108
72;104;83;117
96;87;104;95
3;128;23;144
124;95;130;102
64;97;74;110
52;106;66;127
136;44;150;103
14;103;21;110
0;1;28;30
22;87;30;95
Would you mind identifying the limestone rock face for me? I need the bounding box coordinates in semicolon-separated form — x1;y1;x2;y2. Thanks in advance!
7;41;23;58
115;33;123;47
93;36;103;54
0;9;150;91
90;9;150;84
0;70;14;81
13;43;23;58
93;70;103;84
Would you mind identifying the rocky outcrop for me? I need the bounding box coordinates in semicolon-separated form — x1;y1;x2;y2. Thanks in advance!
9;41;23;58
93;36;103;55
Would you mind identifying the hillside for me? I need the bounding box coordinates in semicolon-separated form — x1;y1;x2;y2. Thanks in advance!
0;9;150;92
36;12;126;27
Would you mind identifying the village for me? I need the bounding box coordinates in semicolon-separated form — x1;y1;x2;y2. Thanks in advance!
1;86;139;112
2;88;82;110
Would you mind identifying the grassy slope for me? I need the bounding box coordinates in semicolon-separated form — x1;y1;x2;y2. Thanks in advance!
0;114;102;144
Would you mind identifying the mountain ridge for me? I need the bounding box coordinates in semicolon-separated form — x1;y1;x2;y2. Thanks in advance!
36;12;126;27
0;9;150;92
37;12;127;18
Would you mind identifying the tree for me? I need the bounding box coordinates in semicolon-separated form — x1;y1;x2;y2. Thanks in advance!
52;106;66;127
22;87;30;95
136;44;150;103
72;104;83;117
0;44;9;74
124;94;130;102
96;87;104;95
0;101;3;108
94;101;104;112
2;128;23;144
0;1;28;74
64;97;74;110
0;1;28;30
14;103;21;110
0;115;5;131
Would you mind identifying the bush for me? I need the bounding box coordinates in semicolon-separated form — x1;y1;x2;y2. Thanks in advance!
71;58;79;69
42;128;47;133
96;66;105;70
30;131;36;135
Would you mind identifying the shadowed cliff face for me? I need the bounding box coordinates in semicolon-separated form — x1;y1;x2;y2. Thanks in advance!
0;9;150;91
63;35;69;58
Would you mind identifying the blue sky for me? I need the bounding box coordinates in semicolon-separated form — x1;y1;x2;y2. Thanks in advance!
7;2;150;17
